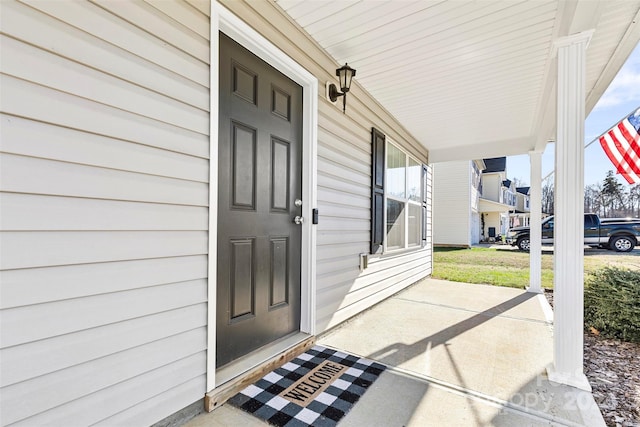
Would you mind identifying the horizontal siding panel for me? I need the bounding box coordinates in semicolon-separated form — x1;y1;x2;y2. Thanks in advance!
1;154;208;206
318;173;370;199
317;266;430;324
318;202;370;221
92;0;209;62
367;247;431;269
0;256;207;309
356;253;431;288
318;145;371;179
0;230;208;270
317;157;370;186
317;217;369;232
1;327;206;425
1;2;212;426
317;117;371;155
317;101;377;149
316;242;368;261
0;193;208;232
0;280;207;348
1;304;207;387
317;257;360;277
1;75;209;158
1;1;208;110
318;110;371;148
20;0;209;85
1;36;208;134
317;262;429;316
145;0;210;39
92;375;206;426
318;136;371;171
186;0;209;16
13;354;206;427
317;230;369;246
317;187;369;208
317;249;431;320
2;115;208;182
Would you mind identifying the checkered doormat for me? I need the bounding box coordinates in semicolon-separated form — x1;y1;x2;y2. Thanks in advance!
227;345;386;427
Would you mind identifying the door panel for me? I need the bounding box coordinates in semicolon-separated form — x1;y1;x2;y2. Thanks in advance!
217;33;303;367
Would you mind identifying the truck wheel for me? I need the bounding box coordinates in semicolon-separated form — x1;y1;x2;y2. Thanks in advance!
610;236;635;252
516;236;530;251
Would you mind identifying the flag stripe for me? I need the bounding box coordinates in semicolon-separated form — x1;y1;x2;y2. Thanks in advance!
619;120;640;146
600;136;635;184
609;126;640;174
598;108;640;185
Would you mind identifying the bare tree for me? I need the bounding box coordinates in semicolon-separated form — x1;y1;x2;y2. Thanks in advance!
584;184;601;215
542;179;554;214
629;185;640;217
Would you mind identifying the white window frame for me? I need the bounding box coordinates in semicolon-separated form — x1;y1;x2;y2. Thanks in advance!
383;140;422;253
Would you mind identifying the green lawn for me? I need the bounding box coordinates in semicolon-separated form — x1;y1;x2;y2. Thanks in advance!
432;246;640;289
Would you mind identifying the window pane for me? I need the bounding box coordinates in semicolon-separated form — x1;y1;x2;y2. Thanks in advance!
407;158;421;202
387;144;405;198
408;204;421;246
386;199;405;249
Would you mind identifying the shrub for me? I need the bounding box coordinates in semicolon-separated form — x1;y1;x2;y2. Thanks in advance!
584;267;640;342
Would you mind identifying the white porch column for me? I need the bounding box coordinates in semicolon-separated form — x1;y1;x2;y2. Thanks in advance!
548;31;593;391
527;151;542;294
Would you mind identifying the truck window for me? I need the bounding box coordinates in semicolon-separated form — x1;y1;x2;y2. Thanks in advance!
585;215;595;227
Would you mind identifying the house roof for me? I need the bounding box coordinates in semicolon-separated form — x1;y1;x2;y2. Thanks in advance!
517;186;531;195
482;157;507;173
479;198;511;213
275;1;640;162
502;179;512;188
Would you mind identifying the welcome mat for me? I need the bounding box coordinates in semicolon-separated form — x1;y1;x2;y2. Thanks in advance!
227;345;386;427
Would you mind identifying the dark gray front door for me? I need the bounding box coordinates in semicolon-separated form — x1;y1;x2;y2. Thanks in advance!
217;33;302;368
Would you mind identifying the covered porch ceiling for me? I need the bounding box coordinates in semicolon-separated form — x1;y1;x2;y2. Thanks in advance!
275;0;640;163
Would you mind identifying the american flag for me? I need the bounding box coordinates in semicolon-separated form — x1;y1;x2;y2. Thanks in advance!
599;107;640;184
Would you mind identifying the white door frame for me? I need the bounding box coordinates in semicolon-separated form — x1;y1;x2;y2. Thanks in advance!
208;2;318;392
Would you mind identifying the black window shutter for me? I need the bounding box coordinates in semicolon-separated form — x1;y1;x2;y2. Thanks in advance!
422;164;428;245
371;128;386;254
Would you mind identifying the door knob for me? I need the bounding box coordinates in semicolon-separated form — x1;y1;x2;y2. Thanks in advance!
294;216;304;225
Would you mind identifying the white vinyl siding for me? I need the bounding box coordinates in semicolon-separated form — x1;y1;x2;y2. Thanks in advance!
481;174;503;203
0;1;209;425
315;109;431;331
432;161;473;247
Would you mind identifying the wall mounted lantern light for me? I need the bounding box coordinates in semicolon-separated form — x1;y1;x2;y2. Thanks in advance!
328;63;356;113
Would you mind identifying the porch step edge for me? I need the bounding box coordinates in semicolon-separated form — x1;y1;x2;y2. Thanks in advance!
204;336;316;412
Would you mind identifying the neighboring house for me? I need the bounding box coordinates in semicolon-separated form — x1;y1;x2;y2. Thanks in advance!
479;158;515;241
432;159;484;247
511;186;532;228
433;157;513;246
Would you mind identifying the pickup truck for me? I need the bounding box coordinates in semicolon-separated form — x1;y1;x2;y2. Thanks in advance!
506;213;640;252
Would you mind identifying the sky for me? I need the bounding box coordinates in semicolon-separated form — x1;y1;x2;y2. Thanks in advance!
506;42;640;188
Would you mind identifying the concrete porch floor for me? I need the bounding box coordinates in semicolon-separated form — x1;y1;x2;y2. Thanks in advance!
186;278;605;426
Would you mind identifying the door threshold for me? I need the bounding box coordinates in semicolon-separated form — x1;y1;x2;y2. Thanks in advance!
206;333;314;412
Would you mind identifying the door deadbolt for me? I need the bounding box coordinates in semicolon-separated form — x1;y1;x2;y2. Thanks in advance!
294;199;303;207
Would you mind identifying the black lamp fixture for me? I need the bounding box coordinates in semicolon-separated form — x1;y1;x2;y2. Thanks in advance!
328;63;356;113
